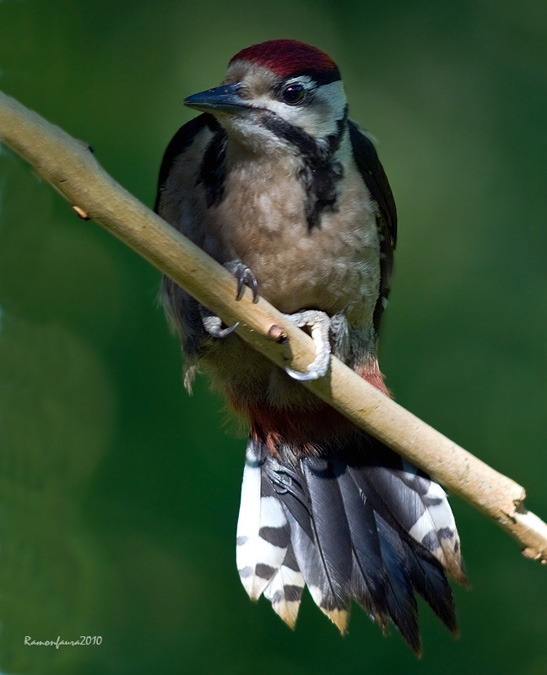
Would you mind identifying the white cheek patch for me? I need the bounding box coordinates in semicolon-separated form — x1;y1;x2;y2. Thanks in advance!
305;81;346;136
312;80;346;114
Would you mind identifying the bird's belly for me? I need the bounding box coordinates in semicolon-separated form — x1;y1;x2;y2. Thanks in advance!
204;181;381;326
200;211;381;411
197;161;382;409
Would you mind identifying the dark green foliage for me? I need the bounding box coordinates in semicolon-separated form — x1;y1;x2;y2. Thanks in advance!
0;1;546;672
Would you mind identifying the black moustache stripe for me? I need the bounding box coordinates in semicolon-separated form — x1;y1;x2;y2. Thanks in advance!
261;107;349;230
262;114;323;162
261;106;347;166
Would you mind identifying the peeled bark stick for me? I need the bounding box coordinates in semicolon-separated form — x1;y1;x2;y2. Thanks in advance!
1;89;546;562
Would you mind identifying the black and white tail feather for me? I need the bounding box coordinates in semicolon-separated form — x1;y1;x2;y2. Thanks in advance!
236;434;467;654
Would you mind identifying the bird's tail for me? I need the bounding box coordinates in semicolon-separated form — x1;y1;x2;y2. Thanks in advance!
236;433;467;654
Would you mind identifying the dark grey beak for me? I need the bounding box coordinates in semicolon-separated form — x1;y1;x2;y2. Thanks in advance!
184;83;249;115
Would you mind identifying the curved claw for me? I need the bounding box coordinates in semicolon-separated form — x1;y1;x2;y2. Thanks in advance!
208;321;240;338
283;310;332;381
201;308;240;339
236;271;259;303
285;364;327;381
225;259;259;303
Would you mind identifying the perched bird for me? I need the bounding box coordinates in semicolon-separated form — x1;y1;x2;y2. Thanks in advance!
155;39;467;653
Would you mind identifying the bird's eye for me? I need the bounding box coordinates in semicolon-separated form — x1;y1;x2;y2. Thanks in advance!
280;83;306;105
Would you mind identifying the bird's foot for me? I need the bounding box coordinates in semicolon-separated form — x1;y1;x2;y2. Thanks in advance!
224;259;259;303
284;310;331;381
200;306;239;338
201;260;258;338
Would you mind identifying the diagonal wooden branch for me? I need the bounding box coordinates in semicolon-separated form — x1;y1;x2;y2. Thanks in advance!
1;88;546;563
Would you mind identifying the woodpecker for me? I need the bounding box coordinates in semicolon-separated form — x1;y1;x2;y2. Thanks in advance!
155;39;467;653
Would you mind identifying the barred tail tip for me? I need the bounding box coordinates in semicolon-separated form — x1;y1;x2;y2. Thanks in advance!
236;436;466;651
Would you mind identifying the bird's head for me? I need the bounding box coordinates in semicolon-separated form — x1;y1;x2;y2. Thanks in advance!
184;40;348;162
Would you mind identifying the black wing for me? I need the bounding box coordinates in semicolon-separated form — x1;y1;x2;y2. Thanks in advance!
348;120;397;332
154;113;222;382
154;112;219;213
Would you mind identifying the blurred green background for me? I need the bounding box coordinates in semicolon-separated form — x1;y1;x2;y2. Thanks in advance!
1;1;546;673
